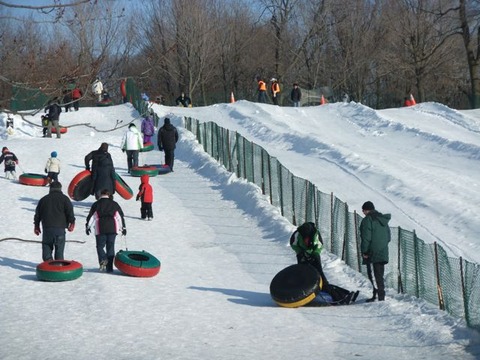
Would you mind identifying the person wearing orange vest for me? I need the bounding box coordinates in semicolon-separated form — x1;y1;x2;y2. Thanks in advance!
270;78;280;105
257;78;267;103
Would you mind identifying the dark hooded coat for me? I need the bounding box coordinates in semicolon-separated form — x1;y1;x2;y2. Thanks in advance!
84;143;115;196
360;210;391;264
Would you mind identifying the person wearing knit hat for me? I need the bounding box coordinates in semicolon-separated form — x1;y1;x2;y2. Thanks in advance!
362;201;375;211
0;146;19;179
45;151;61;183
359;201;391;302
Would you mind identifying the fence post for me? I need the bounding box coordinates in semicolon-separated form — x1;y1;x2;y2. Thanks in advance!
397;227;404;293
242;137;247;179
278;164;284;217
268;153;273;205
290;175;296;225
414;230;420;298
330;192;334;251
434;242;445;310
460;257;469;327
251;141;255;184
203;122;208;152
354;210;362;272
235;132;241;177
341;203;348;261
225;129;230;171
261;149;266;195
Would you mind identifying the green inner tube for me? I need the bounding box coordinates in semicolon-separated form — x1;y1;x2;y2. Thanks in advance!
114;172;133;199
140;142;154;152
130;166;158;177
115;250;161;269
36;260;83;282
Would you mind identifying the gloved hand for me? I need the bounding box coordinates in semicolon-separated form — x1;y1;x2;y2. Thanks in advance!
122;149;125;153
85;224;91;235
159;146;163;152
122;228;127;236
67;223;75;232
85;166;90;171
44;168;48;173
34;225;41;236
136;195;140;201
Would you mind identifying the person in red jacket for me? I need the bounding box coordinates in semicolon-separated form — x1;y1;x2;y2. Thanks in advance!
136;174;153;220
71;87;83;111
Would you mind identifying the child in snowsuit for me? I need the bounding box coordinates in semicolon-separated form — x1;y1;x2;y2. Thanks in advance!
290;222;359;305
41;115;49;137
141;111;155;144
0;146;19;179
45;151;60;183
136;174;153;220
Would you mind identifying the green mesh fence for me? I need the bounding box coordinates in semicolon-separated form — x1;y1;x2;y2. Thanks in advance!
9;85;50;112
183;116;480;331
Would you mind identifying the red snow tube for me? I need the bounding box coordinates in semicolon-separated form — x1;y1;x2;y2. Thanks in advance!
120;79;127;98
270;264;322;308
97;99;113;107
19;173;49;186
140;142;154;152
51;127;68;134
130;165;158;177
36;260;83;282
68;169;93;201
114;172;133;199
114;250;161;277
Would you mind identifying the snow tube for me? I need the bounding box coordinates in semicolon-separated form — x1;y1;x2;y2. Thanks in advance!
120;79;127;98
270;264;322;308
114;250;161;277
114;172;133;200
96;99;113;107
68;169;92;201
140;142;154;152
130;165;158;177
19;173;49;186
153;164;172;175
51;127;67;134
36;260;83;282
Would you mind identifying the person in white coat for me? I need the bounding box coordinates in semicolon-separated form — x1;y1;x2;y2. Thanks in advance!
120;123;143;173
92;78;104;102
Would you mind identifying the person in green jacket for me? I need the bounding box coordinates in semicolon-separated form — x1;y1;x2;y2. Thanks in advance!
360;201;391;301
290;222;359;305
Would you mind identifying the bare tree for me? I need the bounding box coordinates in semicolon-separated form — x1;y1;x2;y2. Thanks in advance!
458;0;480;108
380;0;459;104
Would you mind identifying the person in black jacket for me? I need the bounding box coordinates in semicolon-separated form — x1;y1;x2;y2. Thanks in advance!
34;181;75;261
175;92;191;107
84;142;116;199
290;83;301;107
86;189;126;272
45;98;62;138
157;117;179;171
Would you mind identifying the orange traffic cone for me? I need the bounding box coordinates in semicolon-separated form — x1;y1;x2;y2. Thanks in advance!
320;95;326;105
230;92;235;103
410;94;416;105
